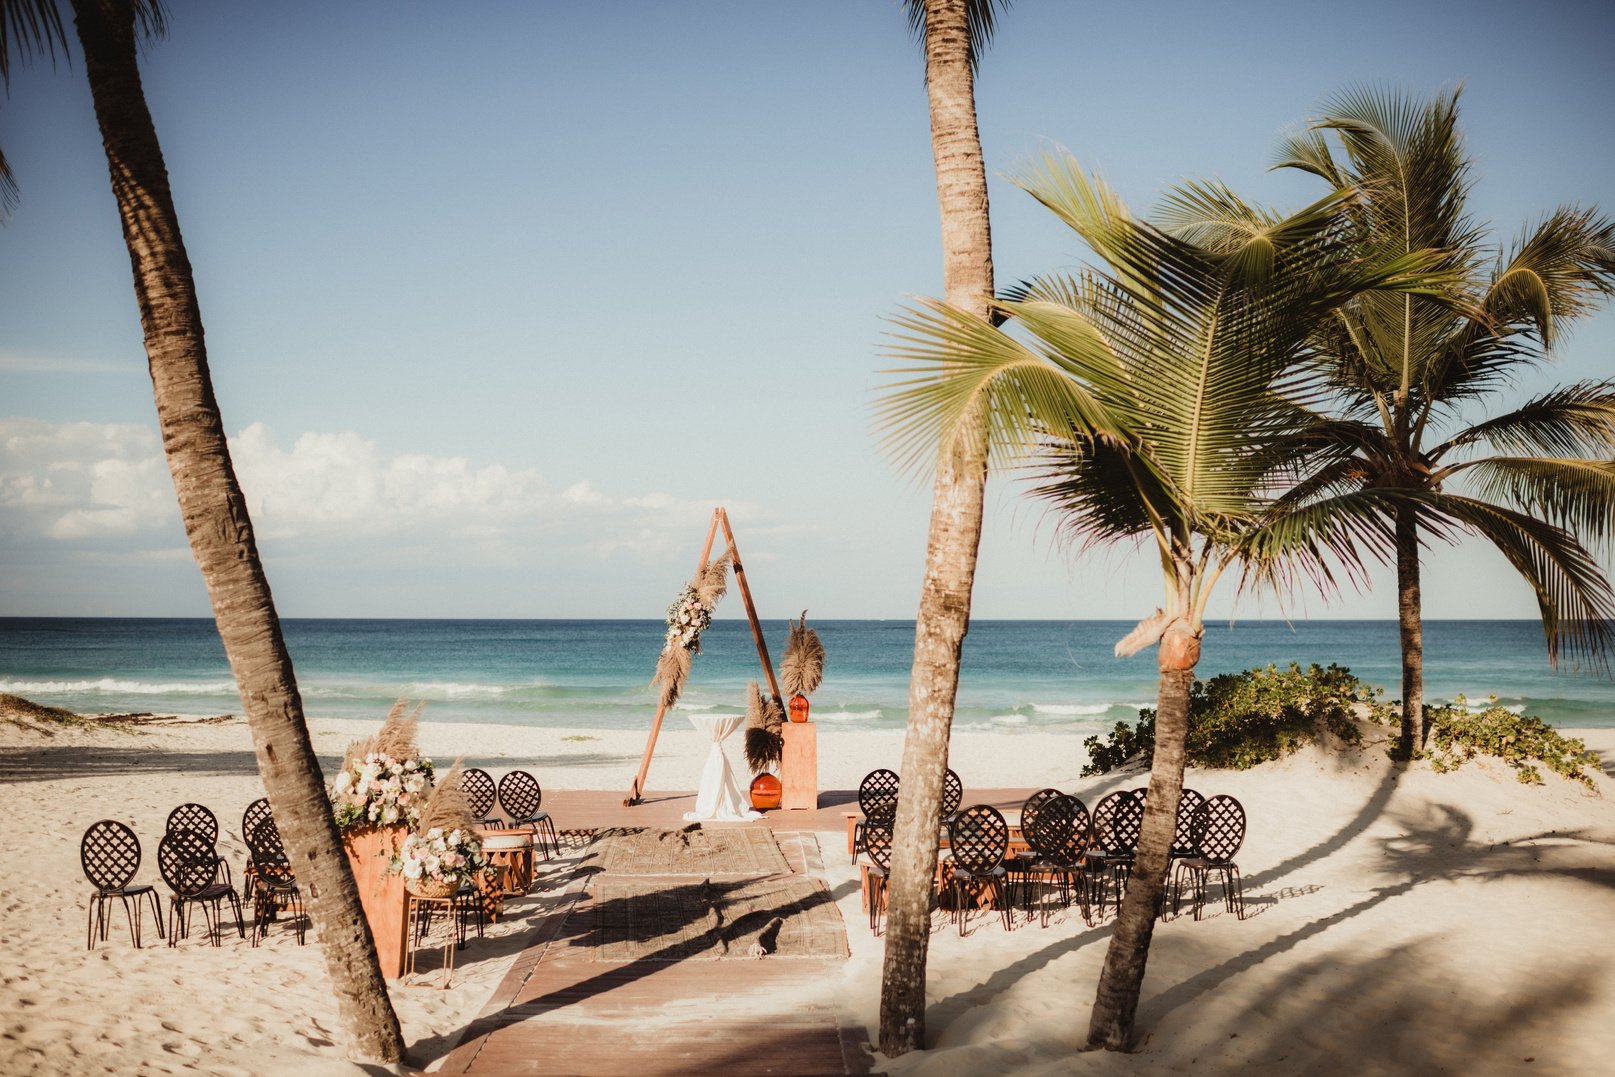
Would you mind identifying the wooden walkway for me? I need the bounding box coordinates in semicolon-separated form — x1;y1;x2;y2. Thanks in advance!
434;787;1033;1076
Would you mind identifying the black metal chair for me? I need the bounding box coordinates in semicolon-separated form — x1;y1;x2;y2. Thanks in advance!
941;767;964;822
1023;793;1094;927
246;819;306;946
851;768;900;864
166;802;231;889
1088;788;1145;916
497;770;559;860
1173;794;1247;920
158;828;245;946
1008;788;1063;909
861;822;896;936
81;820;164;949
460;767;502;828
947;804;1012;937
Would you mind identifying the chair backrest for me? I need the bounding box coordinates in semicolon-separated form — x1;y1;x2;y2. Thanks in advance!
159;829;220;897
863;822;895;872
242;798;273;847
941;769;964;818
1191;794;1246;863
81;820;142;893
948;804;1009;874
1026;794;1089;866
247;818;294;885
857;769;900;824
461;767;498;818
166;802;218;843
1092;790;1145;853
498;770;542;820
1172;789;1206;856
1018;788;1062;843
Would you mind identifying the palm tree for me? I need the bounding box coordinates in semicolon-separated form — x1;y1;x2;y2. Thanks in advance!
877;152;1448;1049
878;0;1009;1057
1273;87;1615;757
2;2;404;1061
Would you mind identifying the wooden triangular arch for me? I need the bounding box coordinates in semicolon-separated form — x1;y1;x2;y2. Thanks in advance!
625;506;781;806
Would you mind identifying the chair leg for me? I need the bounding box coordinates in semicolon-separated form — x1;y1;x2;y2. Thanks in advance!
228;891;246;938
86;897;99;951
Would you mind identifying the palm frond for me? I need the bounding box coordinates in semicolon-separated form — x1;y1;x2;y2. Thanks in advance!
0;0;66;84
1432;381;1615;460
1443;456;1615;550
1432;493;1615;672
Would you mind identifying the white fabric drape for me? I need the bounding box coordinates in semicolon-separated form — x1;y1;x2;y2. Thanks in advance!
682;713;761;823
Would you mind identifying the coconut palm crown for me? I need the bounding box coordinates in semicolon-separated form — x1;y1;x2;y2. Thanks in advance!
877;150;1450;1049
1270;87;1615;755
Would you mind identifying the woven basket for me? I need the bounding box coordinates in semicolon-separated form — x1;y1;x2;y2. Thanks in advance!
405;876;457;899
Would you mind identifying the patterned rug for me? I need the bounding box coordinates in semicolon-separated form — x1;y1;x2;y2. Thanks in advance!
588;876;848;962
584;826;791;876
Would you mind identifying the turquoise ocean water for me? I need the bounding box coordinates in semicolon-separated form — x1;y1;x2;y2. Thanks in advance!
1;618;1611;733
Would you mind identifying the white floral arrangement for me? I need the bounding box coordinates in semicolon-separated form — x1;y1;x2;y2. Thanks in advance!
332;751;435;831
664;584;716;654
389;826;488;889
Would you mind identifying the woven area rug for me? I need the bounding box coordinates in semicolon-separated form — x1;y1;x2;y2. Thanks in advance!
588;876;847;962
584;826;790;876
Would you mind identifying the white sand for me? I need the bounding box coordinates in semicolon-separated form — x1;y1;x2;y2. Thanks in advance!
2;711;1613;1075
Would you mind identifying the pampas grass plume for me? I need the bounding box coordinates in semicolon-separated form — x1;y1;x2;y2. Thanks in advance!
780;611;826;696
417;759;478;836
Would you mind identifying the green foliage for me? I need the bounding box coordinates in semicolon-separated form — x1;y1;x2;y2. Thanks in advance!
1422;697;1600;789
1082;663;1386;776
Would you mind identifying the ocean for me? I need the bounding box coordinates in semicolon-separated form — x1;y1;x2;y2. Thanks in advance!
1;618;1611;734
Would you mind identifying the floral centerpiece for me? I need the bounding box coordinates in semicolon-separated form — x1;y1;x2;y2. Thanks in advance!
387;761;492;898
331;698;435;832
392;826;489;898
651;552;731;709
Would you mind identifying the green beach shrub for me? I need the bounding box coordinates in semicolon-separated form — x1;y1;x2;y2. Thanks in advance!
1081;663;1385;776
1422;697;1600;790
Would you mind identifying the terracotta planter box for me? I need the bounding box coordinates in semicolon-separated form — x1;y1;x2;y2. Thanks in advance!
342;824;408;979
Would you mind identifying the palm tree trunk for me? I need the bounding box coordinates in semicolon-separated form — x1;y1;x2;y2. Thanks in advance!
878;0;996;1057
1087;619;1199;1051
1395;502;1424;756
71;1;404;1063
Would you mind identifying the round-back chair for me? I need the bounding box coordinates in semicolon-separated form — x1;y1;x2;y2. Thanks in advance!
852;768;900;864
460;767;500;826
158;828;244;947
861;822;895;936
941;768;964;819
1023;794;1094;926
946;804;1011;936
1173;794;1248;920
497;770;559;859
167;802;231;888
1171;788;1207;859
81;820;164;949
247;819;306;946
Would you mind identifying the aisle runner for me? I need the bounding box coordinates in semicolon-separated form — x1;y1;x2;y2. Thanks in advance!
585;825;790;875
589;876;847;961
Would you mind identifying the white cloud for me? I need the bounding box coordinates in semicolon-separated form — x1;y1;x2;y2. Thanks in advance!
0;418;742;567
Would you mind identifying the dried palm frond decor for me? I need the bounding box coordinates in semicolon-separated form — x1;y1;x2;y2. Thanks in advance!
743;680;786;773
780;611;826;722
651;551;733;709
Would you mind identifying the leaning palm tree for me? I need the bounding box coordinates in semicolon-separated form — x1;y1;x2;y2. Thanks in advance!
878;151;1449;1049
1;1;404;1061
1273;86;1615;757
878;0;1010;1057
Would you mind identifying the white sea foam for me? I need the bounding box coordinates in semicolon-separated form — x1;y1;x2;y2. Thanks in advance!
1030;702;1113;716
0;677;237;696
990;713;1029;726
407;681;511;699
818;709;883;722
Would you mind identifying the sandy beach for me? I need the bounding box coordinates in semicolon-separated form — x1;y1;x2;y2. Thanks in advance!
2;709;1613;1075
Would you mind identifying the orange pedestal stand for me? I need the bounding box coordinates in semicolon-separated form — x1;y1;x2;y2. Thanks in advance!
342;825;408;979
781;721;818;810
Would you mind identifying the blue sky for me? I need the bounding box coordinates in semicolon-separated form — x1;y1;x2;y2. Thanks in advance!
1;0;1611;621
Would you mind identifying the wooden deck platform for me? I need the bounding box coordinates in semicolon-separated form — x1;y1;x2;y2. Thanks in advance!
434;788;1035;1076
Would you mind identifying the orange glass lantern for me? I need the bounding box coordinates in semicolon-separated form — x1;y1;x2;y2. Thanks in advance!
788;693;810;723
